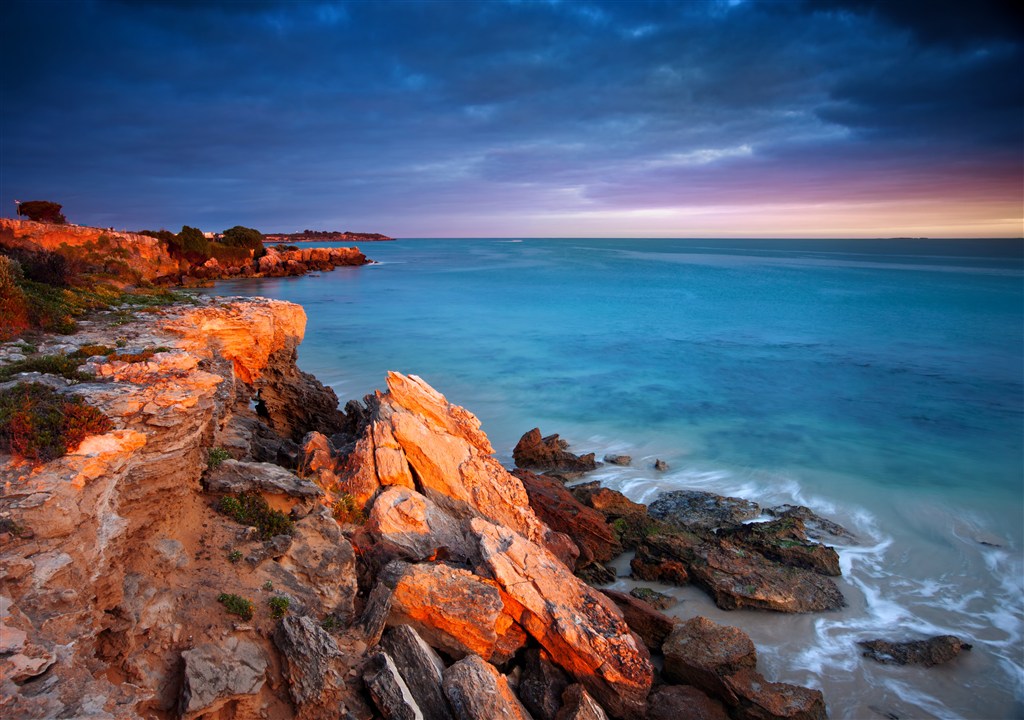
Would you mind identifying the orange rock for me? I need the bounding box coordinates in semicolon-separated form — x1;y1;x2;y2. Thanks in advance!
471;518;652;719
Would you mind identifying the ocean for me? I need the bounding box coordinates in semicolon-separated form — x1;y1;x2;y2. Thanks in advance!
205;237;1024;719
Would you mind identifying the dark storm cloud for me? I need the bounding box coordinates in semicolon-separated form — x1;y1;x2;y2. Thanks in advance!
1;0;1020;234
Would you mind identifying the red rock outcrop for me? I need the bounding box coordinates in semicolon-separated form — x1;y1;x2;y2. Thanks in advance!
513;428;598;477
471;518;653;719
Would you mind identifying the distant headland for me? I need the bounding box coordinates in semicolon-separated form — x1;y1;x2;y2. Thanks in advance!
266;229;395;243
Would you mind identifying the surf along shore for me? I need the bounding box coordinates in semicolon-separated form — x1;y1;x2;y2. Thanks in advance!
0;221;970;719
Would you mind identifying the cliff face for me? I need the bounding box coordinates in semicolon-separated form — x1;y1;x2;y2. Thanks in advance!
0;218;188;282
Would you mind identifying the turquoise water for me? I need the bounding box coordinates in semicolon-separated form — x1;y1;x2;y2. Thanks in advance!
208;238;1024;718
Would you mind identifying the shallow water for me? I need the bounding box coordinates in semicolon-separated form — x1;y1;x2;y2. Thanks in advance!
206;237;1024;719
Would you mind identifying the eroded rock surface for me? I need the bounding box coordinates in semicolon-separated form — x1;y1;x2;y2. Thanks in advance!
858;635;972;666
648;490;760;530
513;428;598;478
442;654;532;720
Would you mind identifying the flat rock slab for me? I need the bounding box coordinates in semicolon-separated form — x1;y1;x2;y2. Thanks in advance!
205;459;322;498
858;635;972;666
380;625;454;720
180;638;266;718
648;490;759;530
662;616;756;704
646;685;729;720
364;651;425;720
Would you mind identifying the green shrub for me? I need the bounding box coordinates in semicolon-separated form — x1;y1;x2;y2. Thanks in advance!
216;493;293;539
331;494;365;524
0;383;113;461
16;200;67;224
227;550;243;563
209;242;252;263
70;345;115;359
216;593;254;620
176;226;210;257
207;447;231;470
268;596;290;619
0;354;92;382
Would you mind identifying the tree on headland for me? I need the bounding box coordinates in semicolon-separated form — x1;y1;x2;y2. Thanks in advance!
176;226;210;257
221;225;266;258
16;200;67;224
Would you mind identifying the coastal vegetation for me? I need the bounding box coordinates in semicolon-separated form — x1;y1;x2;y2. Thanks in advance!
0;382;112;461
16;200;66;224
216;593;254;621
216;493;294;539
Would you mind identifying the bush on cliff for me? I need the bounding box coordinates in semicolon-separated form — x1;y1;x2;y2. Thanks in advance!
0;256;31;341
217;493;293;539
221;225;266;259
175;225;210;258
16;200;67;224
0;383;113;461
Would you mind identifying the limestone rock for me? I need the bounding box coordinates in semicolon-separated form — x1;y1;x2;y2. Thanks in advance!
717;517;841;577
518;648;572;720
554;685;609;720
179;638;266;718
273;615;349;711
471;518;653;719
364;651;426;720
204;458;323;498
858;635;972;666
513;469;619;567
648;490;760;530
645;685;729;720
442;654;533;720
601;589;678;650
602;454;631;466
723;668;826;720
275;506;358;622
513;428;597;477
662;616;757;705
571;483;647;522
367;486;474;563
380;625;454;720
653;459;668;471
388;561;526;663
632;531;844;613
766;504;855;542
627;587;673;611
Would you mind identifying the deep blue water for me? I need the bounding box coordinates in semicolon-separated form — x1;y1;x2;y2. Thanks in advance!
208;237;1024;718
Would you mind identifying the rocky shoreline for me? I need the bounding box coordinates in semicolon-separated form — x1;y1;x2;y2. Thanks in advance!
0;295;972;719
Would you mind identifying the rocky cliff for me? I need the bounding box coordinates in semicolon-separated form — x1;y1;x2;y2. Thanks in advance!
0;298;829;720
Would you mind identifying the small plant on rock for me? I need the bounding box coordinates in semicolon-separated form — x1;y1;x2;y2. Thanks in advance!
0;382;112;461
217;593;254;621
227;550;243;563
262;580;274;591
216;493;293;539
207;447;231;470
268;596;290;619
332;494;365;524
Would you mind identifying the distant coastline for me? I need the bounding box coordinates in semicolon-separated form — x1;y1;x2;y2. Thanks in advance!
265;229;394;243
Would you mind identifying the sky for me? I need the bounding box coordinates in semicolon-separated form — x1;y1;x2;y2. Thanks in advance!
1;0;1022;238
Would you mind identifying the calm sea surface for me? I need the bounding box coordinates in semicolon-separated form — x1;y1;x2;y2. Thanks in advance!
207;237;1024;719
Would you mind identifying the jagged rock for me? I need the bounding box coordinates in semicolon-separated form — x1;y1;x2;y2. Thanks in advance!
513;469;619;567
513;428;598;477
380;625;454;720
518;648;572;720
632;531;844;613
766;504;855;542
858;635;972;666
645;685;729;720
648;490;760;530
360;580;396;647
723;668;826;720
576;561;617;585
273;615;351;712
275;506;358;622
602;454;631;466
442;654;532;720
653;459;668;471
204;458;323;498
627;587;673;611
254;348;346;442
334;373;571;564
219;413;299;467
662;616;757;705
571;484;647;521
471;518;653;719
601;590;678;650
554;685;609;720
367;486;474;563
364;651;425;720
717;517;841;577
388;561;526;663
0;596;55;684
179;638;266;718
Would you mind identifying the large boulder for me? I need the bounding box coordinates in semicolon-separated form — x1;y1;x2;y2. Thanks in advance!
518;648;572;720
858;635;972;666
662;616;757;704
723;668;826;720
554;685;609;720
363;651;425;720
179;638;266;719
442;654;532;720
273;615;365;715
513;469;619;568
766;504;854;542
387;562;526;663
367;486;474;563
513;428;598;478
471;518;652;718
648;490;760;530
645;685;729;720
